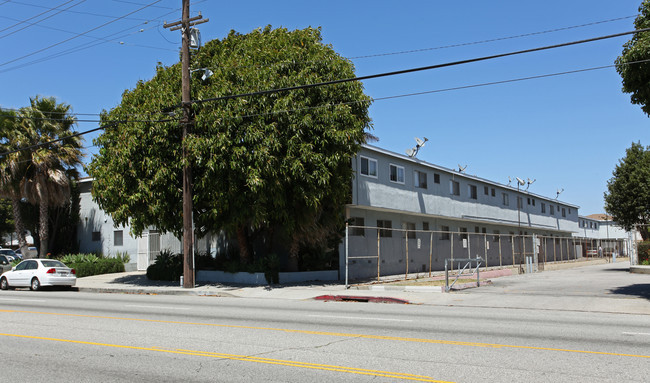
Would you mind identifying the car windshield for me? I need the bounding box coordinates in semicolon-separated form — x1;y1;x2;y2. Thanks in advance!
41;260;66;268
0;250;15;255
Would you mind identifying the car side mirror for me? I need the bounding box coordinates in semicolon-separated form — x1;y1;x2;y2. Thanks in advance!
1;261;6;265
11;266;15;271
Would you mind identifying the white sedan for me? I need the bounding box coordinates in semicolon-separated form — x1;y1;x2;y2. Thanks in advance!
0;259;76;291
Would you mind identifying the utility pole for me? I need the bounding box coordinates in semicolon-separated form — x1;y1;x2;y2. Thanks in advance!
163;0;208;288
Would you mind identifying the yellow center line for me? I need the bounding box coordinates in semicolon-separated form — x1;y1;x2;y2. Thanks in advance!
1;309;648;359
0;332;452;383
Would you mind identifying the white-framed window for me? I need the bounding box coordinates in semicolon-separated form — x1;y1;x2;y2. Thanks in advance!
360;156;377;178
450;180;460;195
541;203;546;213
502;193;509;206
377;219;392;237
414;170;427;189
114;230;123;247
350;217;365;237
389;164;405;184
468;184;477;199
402;222;416;239
440;225;450;240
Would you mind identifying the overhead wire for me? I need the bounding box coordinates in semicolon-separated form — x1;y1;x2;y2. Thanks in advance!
0;0;81;35
6;0;154;21
0;0;163;68
182;27;650;109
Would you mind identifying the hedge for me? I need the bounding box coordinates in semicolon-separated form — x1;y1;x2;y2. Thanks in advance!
68;258;125;278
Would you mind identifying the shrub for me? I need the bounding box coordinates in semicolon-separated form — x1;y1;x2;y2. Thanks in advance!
146;250;183;281
68;258;125;278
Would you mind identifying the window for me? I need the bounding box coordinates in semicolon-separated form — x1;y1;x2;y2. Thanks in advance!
493;230;500;242
595;223;598;230
350;217;365;237
541;203;546;213
403;222;416;239
474;226;480;233
450;180;460;195
568;208;572;214
527;197;531;205
468;184;477;199
550;205;555;215
484;186;489;195
92;231;101;242
414;170;427;189
377;220;392;238
440;225;450;240
491;188;496;197
517;196;523;209
389;164;405;183
562;208;566;218
532;199;535;206
114;230;123;247
502;193;509;206
422;222;430;231
433;173;440;184
459;227;468;240
360;156;377;177
482;227;487;234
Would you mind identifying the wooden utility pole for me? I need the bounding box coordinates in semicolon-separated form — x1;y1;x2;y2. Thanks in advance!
163;0;208;288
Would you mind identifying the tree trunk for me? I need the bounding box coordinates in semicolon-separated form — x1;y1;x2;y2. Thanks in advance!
37;180;49;258
236;225;251;263
287;235;300;272
10;195;29;257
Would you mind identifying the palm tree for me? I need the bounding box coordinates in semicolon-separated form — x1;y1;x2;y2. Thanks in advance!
13;96;83;257
0;108;30;255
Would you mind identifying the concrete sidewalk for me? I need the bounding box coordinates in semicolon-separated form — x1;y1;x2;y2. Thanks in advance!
72;257;650;310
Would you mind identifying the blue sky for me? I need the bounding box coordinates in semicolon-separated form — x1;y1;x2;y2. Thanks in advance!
1;0;649;215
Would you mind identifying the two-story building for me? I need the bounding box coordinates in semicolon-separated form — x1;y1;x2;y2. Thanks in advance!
343;144;581;279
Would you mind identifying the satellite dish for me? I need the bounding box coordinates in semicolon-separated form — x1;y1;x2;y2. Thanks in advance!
556;188;564;199
507;176;512;186
458;164;467;173
406;136;429;158
516;177;525;186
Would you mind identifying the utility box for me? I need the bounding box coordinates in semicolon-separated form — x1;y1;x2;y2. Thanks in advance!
190;28;201;48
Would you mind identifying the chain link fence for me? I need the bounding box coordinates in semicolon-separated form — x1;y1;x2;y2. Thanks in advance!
344;224;628;283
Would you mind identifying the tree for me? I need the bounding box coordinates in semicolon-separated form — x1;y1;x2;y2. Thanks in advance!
616;0;650;116
89;26;372;266
604;142;650;240
0;108;30;254
10;96;83;257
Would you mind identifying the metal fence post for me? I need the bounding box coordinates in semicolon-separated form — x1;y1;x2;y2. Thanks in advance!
345;222;349;289
405;229;409;280
377;228;381;282
429;231;433;278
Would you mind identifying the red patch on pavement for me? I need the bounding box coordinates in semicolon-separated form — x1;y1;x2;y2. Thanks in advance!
313;295;410;304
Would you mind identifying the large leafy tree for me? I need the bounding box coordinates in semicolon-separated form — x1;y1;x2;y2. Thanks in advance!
616;0;650;116
9;97;83;257
89;26;372;266
604;142;650;240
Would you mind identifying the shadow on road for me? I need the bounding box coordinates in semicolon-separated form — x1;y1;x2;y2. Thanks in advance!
609;284;650;301
601;267;631;273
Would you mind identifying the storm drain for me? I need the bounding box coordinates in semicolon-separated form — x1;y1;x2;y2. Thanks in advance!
313;295;410;304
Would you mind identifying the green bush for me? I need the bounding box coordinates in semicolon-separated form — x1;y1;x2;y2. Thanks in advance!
68;258;125;278
146;250;183;281
637;241;650;264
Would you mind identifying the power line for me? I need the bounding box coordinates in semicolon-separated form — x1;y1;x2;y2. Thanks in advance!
349;15;638;60
6;0;154;21
0;0;80;34
0;118;177;158
5;57;650;158
0;8;179;74
0;0;163;68
183;27;650;109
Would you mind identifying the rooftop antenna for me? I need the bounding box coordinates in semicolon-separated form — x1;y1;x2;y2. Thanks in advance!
507;176;512;186
515;177;525;186
406;137;428;158
555;188;564;199
526;178;536;190
458;164;467;173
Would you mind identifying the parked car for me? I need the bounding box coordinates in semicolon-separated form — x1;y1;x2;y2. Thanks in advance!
14;247;36;258
0;249;18;261
0;255;11;274
0;259;76;291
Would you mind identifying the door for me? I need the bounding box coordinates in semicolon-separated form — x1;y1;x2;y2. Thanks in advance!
137;233;149;271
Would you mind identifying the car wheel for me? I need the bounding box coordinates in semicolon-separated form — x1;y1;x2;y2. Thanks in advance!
30;278;40;291
0;277;8;290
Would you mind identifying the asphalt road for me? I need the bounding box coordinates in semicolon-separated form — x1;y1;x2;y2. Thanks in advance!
1;263;649;382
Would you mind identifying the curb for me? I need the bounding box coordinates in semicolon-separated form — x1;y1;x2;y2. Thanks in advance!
76;287;231;297
313;295;411;304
